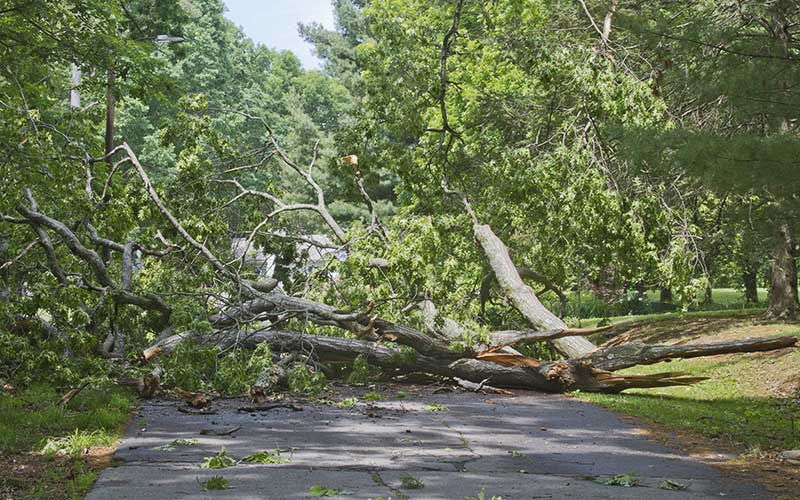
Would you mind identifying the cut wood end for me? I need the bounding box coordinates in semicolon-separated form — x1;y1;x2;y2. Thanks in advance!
141;346;162;363
340;154;359;166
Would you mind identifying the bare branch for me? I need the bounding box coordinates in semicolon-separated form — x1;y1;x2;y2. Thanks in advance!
342;155;390;242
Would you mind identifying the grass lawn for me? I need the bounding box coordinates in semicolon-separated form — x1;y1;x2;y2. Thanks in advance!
575;321;800;453
552;287;769;322
0;382;135;499
571;307;766;329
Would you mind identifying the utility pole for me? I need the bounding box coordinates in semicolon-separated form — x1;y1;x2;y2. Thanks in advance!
105;66;116;159
103;35;184;156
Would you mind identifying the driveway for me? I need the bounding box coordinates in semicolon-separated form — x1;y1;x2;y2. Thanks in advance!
84;386;770;499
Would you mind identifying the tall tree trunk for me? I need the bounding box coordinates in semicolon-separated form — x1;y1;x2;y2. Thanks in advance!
472;224;596;358
659;286;672;304
767;223;798;320
742;266;759;304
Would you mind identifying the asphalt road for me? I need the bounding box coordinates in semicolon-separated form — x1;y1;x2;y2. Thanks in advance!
84;386;771;499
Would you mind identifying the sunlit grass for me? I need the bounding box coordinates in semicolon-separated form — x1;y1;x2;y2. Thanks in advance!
559;287;768;327
577;326;800;451
0;383;134;453
0;382;135;499
572;307;765;329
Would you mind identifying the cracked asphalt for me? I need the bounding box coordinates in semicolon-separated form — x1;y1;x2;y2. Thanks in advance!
84;386;772;499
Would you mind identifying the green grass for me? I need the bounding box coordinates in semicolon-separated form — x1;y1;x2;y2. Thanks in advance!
0;382;134;453
0;382;135;499
25;462;98;499
641;287;768;309
576;326;800;452
553;287;768;325
570;306;765;329
40;429;118;456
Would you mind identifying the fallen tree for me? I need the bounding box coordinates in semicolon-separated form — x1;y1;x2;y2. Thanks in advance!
5;141;798;396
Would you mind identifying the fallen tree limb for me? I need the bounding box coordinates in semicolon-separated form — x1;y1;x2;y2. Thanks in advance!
141;330;199;362
589;335;799;371
237;403;303;412
200;426;241;436
148;329;723;393
454;377;514;395
59;381;89;406
209;292;460;359
177;407;216;415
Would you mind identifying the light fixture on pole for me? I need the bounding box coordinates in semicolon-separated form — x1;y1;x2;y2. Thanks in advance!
70;34;184;111
153;34;185;43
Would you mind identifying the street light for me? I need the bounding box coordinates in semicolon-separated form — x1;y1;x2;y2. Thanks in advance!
70;34;184;111
153;34;185;43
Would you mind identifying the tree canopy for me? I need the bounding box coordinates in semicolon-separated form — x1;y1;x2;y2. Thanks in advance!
1;0;798;395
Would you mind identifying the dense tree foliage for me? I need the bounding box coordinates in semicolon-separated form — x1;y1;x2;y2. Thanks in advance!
0;0;797;393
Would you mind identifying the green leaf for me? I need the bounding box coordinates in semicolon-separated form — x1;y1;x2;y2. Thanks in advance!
309;484;343;497
658;479;688;490
201;476;230;491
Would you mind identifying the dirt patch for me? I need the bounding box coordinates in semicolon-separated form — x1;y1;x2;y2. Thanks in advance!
0;445;119;499
0;451;64;498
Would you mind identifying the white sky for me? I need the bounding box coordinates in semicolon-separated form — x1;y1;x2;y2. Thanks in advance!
224;0;335;69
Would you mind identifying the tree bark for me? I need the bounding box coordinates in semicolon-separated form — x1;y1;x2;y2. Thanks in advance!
472;223;597;358
588;335;798;371
0;234;9;303
149;329;712;394
767;223;798;320
742;266;759;304
659;286;672;304
703;280;713;304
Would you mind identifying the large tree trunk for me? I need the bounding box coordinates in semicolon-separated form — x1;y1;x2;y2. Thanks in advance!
659;286;672;304
703;280;713;304
146;328;797;394
588;335;798;371
472;223;597;358
767;223;798;320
